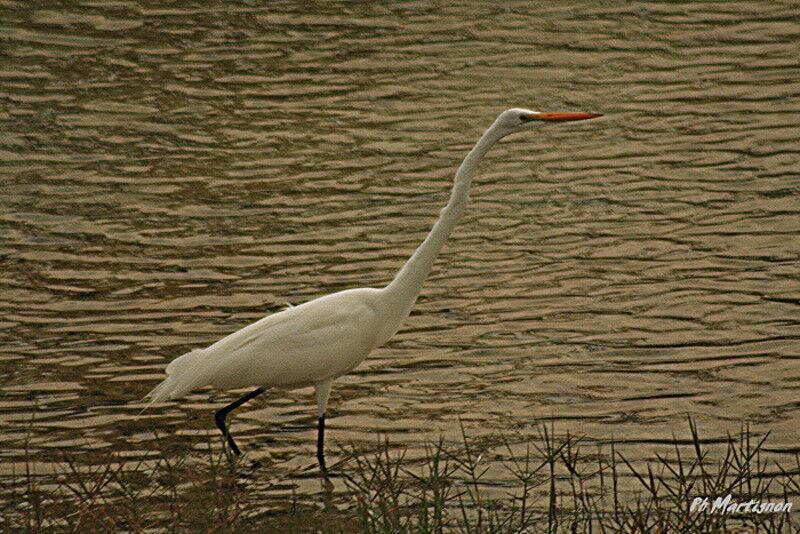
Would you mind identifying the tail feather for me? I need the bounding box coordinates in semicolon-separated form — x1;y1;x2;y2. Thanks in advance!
146;349;209;404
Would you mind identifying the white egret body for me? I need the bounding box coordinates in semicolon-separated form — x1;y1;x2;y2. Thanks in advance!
146;108;602;471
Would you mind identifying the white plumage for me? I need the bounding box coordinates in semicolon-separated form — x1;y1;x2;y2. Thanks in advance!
148;288;388;405
145;108;602;472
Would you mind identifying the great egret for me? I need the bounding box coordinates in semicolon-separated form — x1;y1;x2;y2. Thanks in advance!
146;108;602;473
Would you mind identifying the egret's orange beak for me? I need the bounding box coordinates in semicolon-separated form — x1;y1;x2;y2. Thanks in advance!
525;112;603;122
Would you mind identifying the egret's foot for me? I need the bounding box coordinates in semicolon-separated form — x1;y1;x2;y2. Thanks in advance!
321;472;334;493
242;456;262;469
238;457;263;477
226;453;265;479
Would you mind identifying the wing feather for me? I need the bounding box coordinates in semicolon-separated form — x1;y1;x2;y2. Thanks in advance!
146;287;383;401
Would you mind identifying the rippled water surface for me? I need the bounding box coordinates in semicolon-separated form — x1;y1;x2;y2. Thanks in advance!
1;0;798;512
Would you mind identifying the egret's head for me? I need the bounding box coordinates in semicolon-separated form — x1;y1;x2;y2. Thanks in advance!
492;107;602;138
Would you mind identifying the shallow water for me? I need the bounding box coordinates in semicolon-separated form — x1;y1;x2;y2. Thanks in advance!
1;0;798;510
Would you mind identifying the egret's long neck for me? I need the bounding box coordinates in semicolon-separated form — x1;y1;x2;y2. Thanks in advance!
383;124;504;315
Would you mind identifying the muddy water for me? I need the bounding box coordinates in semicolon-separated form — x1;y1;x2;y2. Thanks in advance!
1;0;798;509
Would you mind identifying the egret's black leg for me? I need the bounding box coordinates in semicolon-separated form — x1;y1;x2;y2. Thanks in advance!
317;413;327;474
214;387;266;456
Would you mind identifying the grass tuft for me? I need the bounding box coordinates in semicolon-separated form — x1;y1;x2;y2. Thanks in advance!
2;418;797;533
